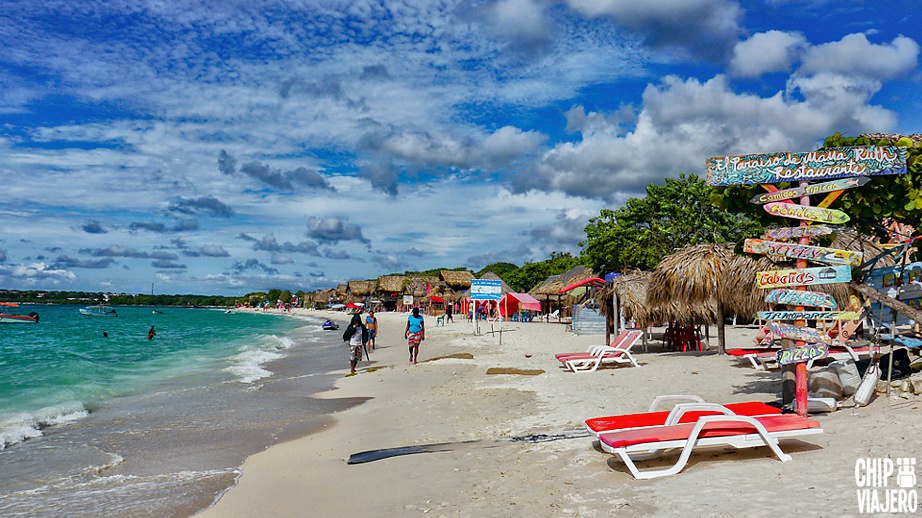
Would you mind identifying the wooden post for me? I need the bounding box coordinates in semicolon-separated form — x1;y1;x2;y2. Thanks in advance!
716;305;725;354
794;181;810;418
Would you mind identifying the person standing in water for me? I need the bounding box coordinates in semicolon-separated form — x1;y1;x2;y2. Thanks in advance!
404;307;425;364
148;325;156;340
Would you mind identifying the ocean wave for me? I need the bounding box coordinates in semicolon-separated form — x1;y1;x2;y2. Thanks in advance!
223;334;293;384
0;402;89;450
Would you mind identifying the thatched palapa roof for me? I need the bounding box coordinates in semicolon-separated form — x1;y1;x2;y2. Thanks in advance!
596;270;654;326
530;265;595;297
405;276;441;297
440;270;474;288
377;275;406;293
647;244;733;314
348;280;376;296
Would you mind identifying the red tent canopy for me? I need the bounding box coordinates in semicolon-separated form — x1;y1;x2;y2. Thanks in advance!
429;295;445;303
499;292;542;316
558;277;605;293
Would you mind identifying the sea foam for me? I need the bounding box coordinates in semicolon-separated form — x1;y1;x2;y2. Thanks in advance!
223;334;294;383
0;402;89;450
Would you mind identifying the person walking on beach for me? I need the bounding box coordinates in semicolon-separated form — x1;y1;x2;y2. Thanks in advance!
365;310;378;350
445;304;453;323
344;314;368;375
148;325;156;340
404;307;425;364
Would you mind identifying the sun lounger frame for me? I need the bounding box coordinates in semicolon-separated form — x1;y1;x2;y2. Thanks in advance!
599;414;823;479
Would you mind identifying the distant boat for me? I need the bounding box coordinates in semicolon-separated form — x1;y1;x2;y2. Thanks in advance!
152;310;164;314
0;302;39;324
224;309;234;314
79;305;118;317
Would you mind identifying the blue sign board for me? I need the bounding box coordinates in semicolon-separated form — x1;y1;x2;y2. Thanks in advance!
470;279;503;301
865;261;922;326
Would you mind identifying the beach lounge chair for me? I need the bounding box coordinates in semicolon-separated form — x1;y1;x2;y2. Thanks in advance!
584;395;782;437
559;330;643;373
554;330;631;362
726;348;780;370
599;413;823;479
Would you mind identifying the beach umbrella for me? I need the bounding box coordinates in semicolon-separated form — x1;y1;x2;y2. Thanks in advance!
647;243;734;353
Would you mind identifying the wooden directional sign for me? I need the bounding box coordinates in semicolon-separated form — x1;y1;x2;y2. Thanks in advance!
765;288;839;308
763;202;850;224
769;322;835;344
706;146;906;186
749;176;870;204
764;225;837;240
758;311;859;321
777;343;829;366
757;266;851;290
745;239;863;267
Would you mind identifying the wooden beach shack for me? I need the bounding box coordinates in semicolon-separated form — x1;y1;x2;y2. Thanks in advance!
347;280;376;306
376;275;406;311
530;265;597;322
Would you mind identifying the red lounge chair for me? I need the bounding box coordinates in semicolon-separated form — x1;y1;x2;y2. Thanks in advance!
727;348;781;370
599;414;822;479
585;396;782;437
558;330;644;372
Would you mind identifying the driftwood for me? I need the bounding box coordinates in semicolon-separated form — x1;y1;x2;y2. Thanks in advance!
850;282;922;323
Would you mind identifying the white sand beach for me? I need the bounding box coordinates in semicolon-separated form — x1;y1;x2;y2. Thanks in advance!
200;310;921;517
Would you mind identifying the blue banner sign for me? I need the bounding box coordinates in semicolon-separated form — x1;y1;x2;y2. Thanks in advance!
470;279;503;301
865;261;922;326
706;146;906;186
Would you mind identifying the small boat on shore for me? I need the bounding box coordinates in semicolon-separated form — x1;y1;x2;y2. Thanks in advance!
79;305;118;317
0;302;39;324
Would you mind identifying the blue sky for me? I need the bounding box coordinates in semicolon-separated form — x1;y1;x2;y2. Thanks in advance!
0;1;919;296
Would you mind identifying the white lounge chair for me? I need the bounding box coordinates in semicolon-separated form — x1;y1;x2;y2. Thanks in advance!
560;330;643;372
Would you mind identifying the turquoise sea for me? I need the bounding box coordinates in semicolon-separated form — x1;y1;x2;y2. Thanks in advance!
0;305;354;517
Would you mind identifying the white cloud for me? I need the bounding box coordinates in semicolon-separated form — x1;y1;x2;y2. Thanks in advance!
730;30;807;77
527;72;899;200
800;34;919;79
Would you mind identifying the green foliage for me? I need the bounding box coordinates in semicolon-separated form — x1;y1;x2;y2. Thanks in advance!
582;174;763;272
713;133;922;244
0;290;237;307
506;252;580;292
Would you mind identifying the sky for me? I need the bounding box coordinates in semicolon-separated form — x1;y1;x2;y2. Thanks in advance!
1;1;920;296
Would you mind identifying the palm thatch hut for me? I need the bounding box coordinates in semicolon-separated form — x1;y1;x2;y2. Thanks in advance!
375;275;406;310
596;271;651;324
646;244;734;352
530;265;596;319
347;280;376;304
439;270;474;296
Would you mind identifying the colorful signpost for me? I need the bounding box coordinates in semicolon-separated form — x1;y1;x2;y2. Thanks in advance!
749;176;870;204
745;239;863;267
777;343;829;366
769;322;836;344
762;203;850;224
764;225;837;241
708;145;905;417
756;266;851;289
757;311;859;321
705;146;906;186
765;288;838;308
